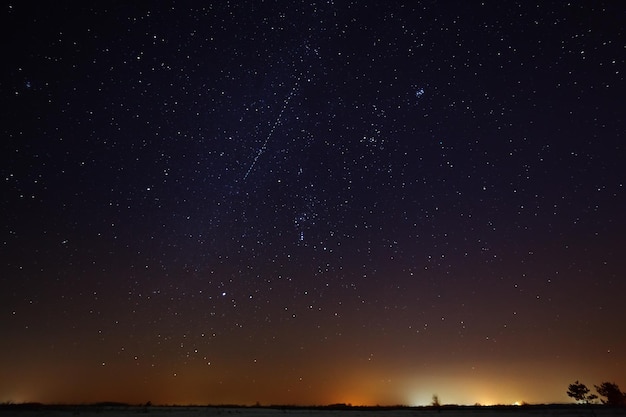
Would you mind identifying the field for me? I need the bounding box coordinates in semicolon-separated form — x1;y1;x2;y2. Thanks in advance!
1;405;624;417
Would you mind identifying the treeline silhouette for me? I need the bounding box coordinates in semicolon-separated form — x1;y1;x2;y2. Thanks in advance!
568;380;626;406
2;381;625;411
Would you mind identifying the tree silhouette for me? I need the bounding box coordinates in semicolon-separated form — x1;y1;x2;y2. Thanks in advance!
431;395;441;413
567;380;597;404
594;382;626;406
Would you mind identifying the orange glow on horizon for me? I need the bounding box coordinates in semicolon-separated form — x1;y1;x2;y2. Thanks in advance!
2;364;621;407
1;340;623;406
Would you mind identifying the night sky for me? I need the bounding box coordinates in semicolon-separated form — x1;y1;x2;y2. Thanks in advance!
2;0;625;407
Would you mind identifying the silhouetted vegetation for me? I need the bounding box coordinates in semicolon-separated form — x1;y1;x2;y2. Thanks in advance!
568;380;626;407
567;380;598;404
431;394;441;412
0;402;44;410
595;382;626;406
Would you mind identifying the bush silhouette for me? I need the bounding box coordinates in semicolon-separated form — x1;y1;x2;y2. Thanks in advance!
595;382;626;406
567;380;597;404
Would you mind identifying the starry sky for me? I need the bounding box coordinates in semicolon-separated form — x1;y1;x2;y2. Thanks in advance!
1;0;625;407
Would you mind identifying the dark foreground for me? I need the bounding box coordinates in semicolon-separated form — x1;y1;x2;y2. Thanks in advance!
0;404;624;417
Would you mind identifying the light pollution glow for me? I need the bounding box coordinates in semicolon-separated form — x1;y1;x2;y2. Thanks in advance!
1;356;616;406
